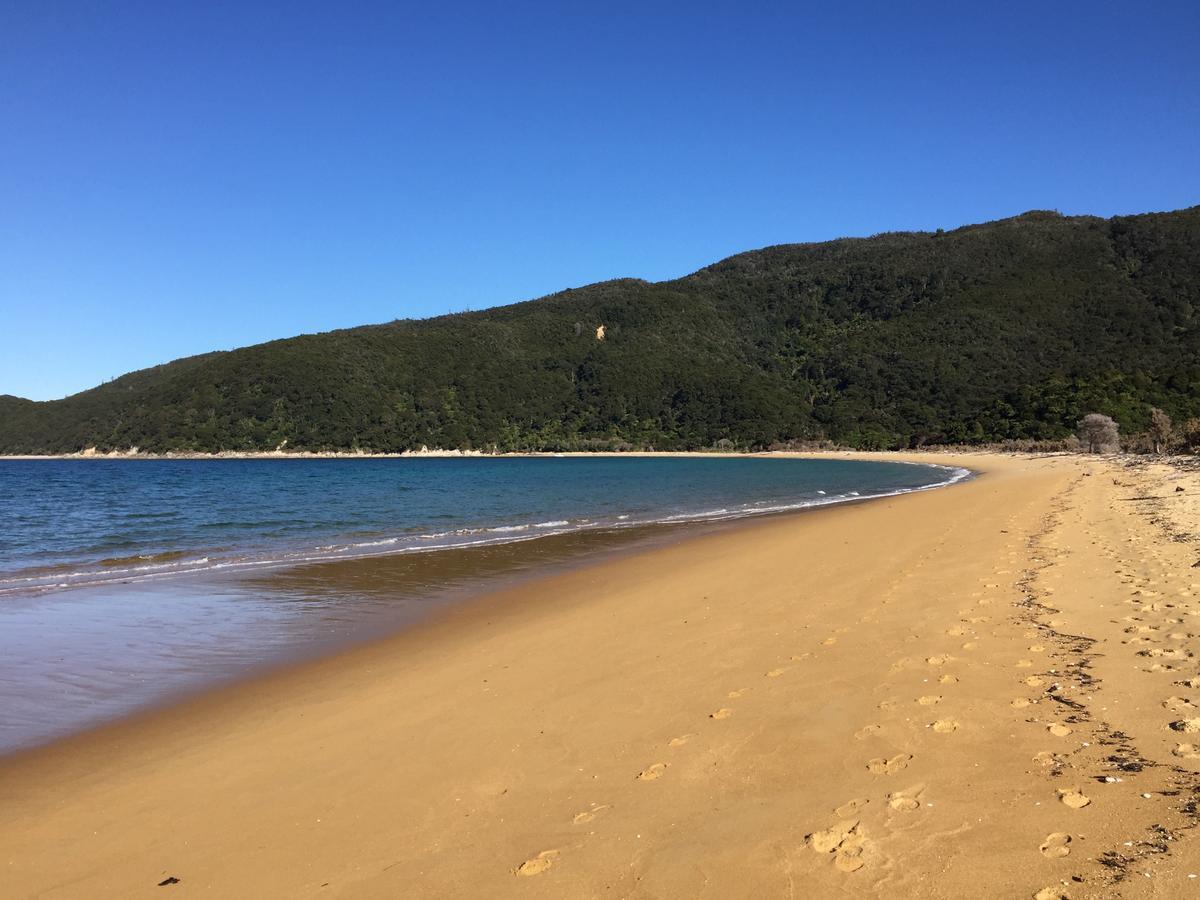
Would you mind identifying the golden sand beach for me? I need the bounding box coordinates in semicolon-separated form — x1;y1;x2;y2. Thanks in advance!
4;451;1200;898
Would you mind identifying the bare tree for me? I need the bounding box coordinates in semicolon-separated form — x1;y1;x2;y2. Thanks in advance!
1077;413;1119;453
1182;418;1200;454
1148;407;1173;454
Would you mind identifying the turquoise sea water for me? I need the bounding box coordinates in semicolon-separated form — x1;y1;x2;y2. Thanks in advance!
0;457;967;752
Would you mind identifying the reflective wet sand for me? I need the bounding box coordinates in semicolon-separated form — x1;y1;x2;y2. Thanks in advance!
0;517;719;753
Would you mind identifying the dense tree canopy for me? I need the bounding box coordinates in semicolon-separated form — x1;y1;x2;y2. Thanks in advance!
2;207;1199;454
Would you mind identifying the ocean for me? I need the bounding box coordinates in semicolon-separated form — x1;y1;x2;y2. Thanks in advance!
0;456;967;751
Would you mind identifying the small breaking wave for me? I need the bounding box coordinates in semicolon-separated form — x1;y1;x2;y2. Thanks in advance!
0;463;972;598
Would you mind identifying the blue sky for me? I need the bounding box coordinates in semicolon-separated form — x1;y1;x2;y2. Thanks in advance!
2;1;1197;400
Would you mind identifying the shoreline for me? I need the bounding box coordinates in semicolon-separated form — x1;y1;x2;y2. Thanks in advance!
6;451;1200;896
0;506;842;760
0;454;971;598
0;447;1034;460
0;456;971;757
0;479;889;761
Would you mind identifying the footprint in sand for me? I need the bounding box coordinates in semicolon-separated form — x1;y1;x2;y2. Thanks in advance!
1039;832;1072;858
1023;676;1045;688
1012;698;1033;709
1032;751;1061;767
807;818;859;852
888;783;926;811
1034;888;1069;900
931;719;959;734
821;637;838;646
727;689;747;699
765;667;788;678
835;798;869;817
917;695;942;706
637;763;668;781
668;734;693;748
710;708;734;720
834;843;865;873
939;674;959;684
946;625;968;637
1163;696;1196;712
926;654;953;666
1016;659;1034;668
515;849;560;876
572;804;610;824
806;819;866;873
867;753;913;775
1056;787;1091;809
1047;723;1073;737
1172;743;1200;759
1028;644;1046;653
855;724;882;740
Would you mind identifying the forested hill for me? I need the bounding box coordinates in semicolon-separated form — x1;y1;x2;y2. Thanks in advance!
3;207;1200;454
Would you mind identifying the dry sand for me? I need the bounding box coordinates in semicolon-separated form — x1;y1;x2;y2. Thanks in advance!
5;451;1200;898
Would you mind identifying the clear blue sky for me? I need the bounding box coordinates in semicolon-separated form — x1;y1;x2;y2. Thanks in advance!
2;1;1197;400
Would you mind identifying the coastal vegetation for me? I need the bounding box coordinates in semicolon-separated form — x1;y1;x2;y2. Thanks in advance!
2;206;1199;455
1077;413;1120;453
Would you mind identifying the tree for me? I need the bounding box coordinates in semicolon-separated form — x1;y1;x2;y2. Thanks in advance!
1077;413;1120;453
1148;407;1173;454
1181;418;1200;454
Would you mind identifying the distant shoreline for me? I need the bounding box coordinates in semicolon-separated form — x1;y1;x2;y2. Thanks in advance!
0;446;1046;461
0;447;489;460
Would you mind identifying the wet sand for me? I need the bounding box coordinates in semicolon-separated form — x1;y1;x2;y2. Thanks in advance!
4;451;1200;898
0;517;728;754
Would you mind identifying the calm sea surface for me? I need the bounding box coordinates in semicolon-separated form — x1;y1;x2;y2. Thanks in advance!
0;457;967;752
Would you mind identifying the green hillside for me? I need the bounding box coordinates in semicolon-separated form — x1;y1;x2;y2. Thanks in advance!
3;207;1199;454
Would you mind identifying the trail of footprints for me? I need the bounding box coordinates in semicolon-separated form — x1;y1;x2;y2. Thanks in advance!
513;638;833;877
807;492;1107;888
1006;485;1104;895
1117;561;1200;760
806;639;975;876
1091;481;1200;786
516;610;941;880
1098;474;1200;766
1010;471;1200;896
802;525;990;877
805;532;1028;877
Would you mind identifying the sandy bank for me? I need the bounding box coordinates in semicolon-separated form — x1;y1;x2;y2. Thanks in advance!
4;452;1200;898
